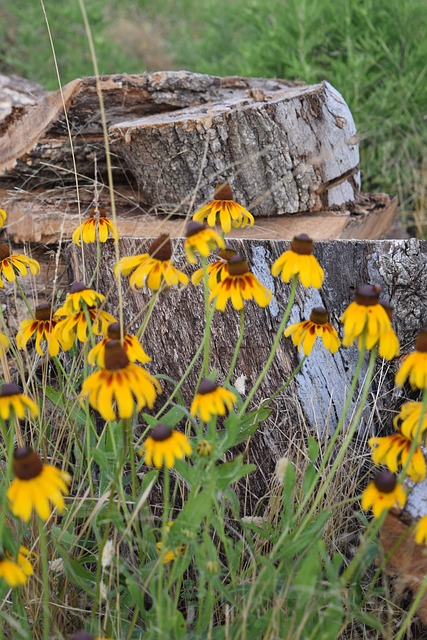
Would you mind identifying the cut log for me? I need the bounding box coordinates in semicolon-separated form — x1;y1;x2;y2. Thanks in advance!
0;72;359;218
0;72;303;188
67;237;427;485
110;79;360;217
1;186;396;244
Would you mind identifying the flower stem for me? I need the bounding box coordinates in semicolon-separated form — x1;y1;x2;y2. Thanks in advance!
296;345;377;532
201;257;211;378
295;338;367;518
225;308;244;385
136;289;159;340
15;279;33;316
38;519;51;640
239;275;298;416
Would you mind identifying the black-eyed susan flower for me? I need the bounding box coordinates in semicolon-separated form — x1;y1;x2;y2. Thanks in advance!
88;322;151;367
368;433;426;482
209;254;272;311
191;379;237;422
184;221;225;265
283;307;340;355
16;303;68;357
0;555;28;587
115;234;189;290
0;383;38;420
377;302;400;360
271;234;324;288
415;515;427;546
0;243;40;288
396;328;427;390
192;183;255;234
58;282;106;315
141;423;192;468
361;471;406;518
341;284;396;354
7;447;71;521
191;248;236;289
72;206;119;246
394;401;427;444
81;341;161;421
0;208;6;228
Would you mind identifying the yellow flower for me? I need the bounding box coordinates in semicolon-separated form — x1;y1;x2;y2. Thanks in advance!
16;303;68;357
156;521;186;564
141;423;192;468
191;248;236;289
271;234;324;288
0;332;9;354
0;555;28;587
0;383;38;420
81;341;161;421
184;221;225;264
341;284;396;354
192;183;254;234
209;254;272;311
58;282;106;315
191;380;237;422
0;208;6;227
88;322;151;367
7;447;71;522
14;546;35;577
0;243;40;288
396;328;427;389
394;401;427;444
415;515;427;546
115;234;188;290
72;206;119;245
361;471;406;518
368;433;426;482
283;307;340;355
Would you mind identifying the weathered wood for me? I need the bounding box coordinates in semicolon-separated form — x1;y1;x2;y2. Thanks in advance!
0;71;303;187
1;187;396;245
67;237;427;504
0;74;46;131
110;79;360;216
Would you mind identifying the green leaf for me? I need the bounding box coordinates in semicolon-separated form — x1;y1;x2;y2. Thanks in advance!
212;456;257;490
44;384;89;428
307;436;319;462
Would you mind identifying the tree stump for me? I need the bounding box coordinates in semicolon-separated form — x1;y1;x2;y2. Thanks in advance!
68;237;427;495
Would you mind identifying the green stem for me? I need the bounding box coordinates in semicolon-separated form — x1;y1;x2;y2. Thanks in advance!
125;419;137;503
38;520;51;640
225;308;244;385
157;467;170;634
267;355;307;404
15;279;33;316
296;346;377;534
295;339;367;518
239;275;298;416
136;290;159;340
201;257;211;378
155;304;216;419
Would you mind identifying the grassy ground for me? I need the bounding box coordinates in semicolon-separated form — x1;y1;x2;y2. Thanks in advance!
1;0;426;231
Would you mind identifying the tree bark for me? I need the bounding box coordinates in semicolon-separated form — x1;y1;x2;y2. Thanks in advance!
68;237;427;496
0;72;359;217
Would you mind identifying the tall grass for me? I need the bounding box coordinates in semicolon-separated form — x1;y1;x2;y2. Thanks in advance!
1;0;426;229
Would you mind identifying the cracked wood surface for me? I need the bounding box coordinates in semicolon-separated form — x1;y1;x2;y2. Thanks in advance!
0;72;359;217
110;79;360;217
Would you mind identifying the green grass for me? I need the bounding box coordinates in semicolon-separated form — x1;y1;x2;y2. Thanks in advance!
1;0;426;230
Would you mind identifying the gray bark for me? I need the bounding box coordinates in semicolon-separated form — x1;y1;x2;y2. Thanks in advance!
68;237;427;501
